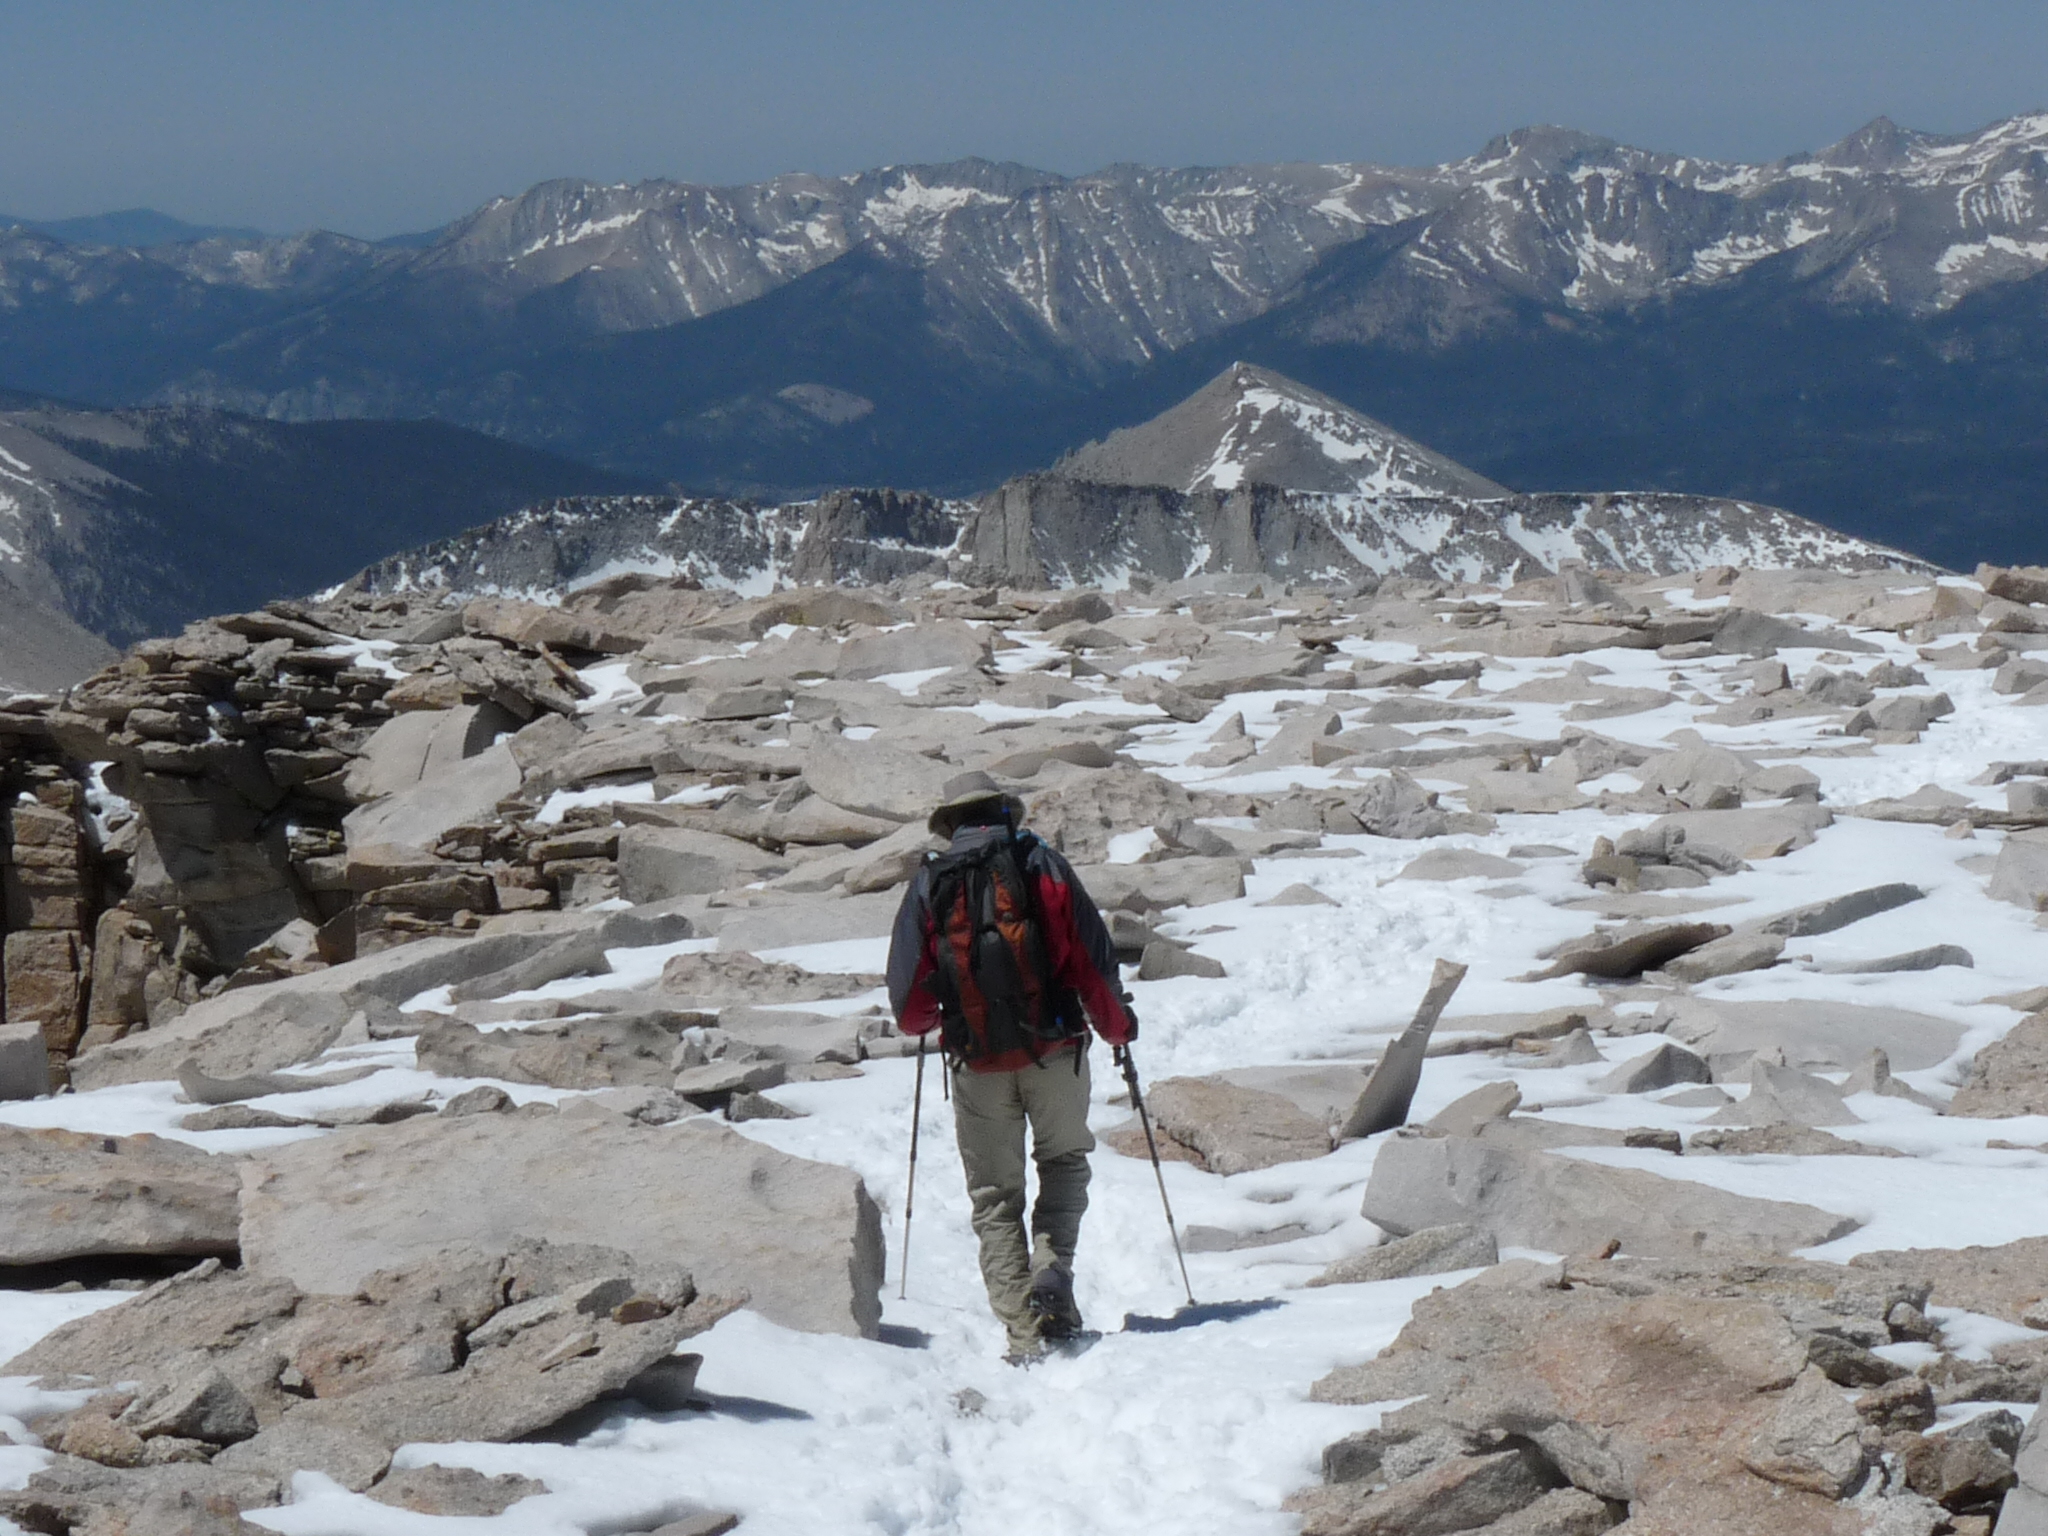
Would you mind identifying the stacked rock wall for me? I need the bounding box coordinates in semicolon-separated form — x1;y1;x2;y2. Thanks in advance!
0;701;97;1084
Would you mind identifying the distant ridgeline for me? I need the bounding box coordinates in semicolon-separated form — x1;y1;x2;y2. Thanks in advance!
346;366;1932;601
11;118;2048;568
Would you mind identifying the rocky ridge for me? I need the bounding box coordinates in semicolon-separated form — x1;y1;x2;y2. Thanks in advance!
15;113;2048;412
4;553;2048;1529
341;368;1929;604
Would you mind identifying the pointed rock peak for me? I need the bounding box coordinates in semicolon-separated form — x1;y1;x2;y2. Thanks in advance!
1055;363;1511;499
1469;125;1627;179
1813;115;1929;170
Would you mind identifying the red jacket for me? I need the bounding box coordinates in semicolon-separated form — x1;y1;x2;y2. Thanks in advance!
887;826;1133;1072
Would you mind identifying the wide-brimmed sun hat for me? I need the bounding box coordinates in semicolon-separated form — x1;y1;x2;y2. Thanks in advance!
927;770;1026;836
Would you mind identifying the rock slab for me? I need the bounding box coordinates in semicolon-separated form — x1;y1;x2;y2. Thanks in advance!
0;1126;240;1265
237;1109;884;1338
1360;1132;1859;1257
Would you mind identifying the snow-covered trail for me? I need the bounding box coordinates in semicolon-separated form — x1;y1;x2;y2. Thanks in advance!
238;1053;1435;1536
10;589;2048;1532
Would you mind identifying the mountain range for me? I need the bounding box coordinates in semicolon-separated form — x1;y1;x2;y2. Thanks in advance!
0;400;647;645
4;114;2048;575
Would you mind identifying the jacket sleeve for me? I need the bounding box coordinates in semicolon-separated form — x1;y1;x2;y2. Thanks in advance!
1029;842;1134;1045
885;865;945;1037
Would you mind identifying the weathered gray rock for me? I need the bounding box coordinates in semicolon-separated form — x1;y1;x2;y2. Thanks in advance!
1143;1076;1332;1174
1425;1081;1522;1137
0;1019;51;1099
1594;1042;1711;1094
1635;743;1751;808
1520;921;1730;981
1950;1015;2048;1118
0;1458;285;1536
1340;959;1469;1140
369;1466;548;1517
713;1005;867;1065
1073;858;1246;911
1992;830;2048;911
1755;882;1926;937
672;1058;787;1101
1741;1365;1871;1498
1652;996;1965;1075
416;1013;690;1089
1307;1224;1500;1288
767;818;939;895
1119;674;1209;722
1286;1446;1559;1536
1395;848;1527;882
1644;803;1833;861
72;929;579;1089
1662;930;1785;982
1462;774;1590;815
1998;1387;2048;1535
1173;651;1314;699
342;742;522;850
1309;1257;1897;1532
1136;941;1227;980
799;734;955;822
1258;881;1339;907
1689;1125;1902;1158
1850;1237;2048;1330
1466;1487;1618;1536
125;1367;260;1446
1848;693;1956;737
1030;591;1114;630
175;1060;379;1106
660;948;880;1005
1361;1132;1859;1256
446;912;680;1004
836;620;991;680
1706;1060;1860;1128
343;704;513;803
1024;768;1197;863
0;1127;240;1265
768;794;900;846
616;826;788;901
1817;944;1973;974
697;685;788;721
238;1110;884;1337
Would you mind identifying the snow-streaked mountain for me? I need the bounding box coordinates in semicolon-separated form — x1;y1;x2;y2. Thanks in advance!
9;116;2048;567
12;112;2048;394
0;400;646;645
1058;364;1510;497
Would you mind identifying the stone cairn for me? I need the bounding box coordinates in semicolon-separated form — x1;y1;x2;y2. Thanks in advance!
0;590;663;1085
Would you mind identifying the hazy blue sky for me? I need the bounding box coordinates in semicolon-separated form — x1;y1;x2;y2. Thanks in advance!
4;0;2046;238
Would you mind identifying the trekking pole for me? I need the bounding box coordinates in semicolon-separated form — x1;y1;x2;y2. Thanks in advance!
898;1033;929;1301
1115;1043;1196;1308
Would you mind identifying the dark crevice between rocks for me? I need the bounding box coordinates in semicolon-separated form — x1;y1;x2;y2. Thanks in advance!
0;1251;235;1293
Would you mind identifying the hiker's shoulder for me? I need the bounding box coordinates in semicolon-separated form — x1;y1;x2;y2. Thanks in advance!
1016;831;1075;877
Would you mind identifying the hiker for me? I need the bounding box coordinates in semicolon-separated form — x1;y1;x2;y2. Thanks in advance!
886;771;1135;1360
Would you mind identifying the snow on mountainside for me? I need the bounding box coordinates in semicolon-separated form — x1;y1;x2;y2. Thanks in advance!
10;112;2048;384
1059;364;1511;497
0;401;645;652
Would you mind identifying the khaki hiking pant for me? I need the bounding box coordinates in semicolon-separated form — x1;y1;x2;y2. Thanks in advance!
951;1046;1095;1353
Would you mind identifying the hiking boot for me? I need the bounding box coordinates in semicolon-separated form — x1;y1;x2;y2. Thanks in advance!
1027;1266;1084;1340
